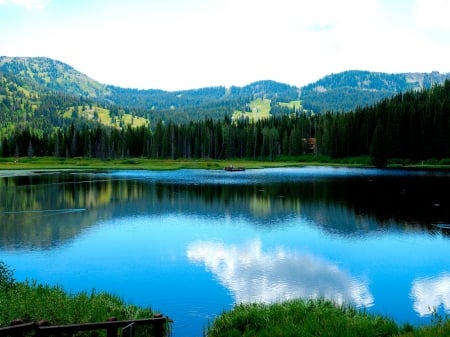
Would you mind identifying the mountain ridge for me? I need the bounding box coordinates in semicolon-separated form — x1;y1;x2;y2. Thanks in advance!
0;56;109;98
1;56;450;122
1;56;449;97
300;69;450;112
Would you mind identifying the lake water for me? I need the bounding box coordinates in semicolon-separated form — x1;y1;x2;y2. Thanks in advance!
1;167;450;336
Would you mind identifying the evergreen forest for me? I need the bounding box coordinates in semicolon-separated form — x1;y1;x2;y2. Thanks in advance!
2;77;450;168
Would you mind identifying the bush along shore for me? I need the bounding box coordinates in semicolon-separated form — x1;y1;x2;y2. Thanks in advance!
2;263;450;337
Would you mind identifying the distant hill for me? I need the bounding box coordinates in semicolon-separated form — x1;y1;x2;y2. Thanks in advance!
1;56;450;128
0;57;304;124
300;70;450;112
0;65;147;135
0;56;299;108
0;56;109;98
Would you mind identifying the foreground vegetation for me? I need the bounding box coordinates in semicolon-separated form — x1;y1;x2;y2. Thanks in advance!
0;262;155;328
2;262;449;337
207;301;450;337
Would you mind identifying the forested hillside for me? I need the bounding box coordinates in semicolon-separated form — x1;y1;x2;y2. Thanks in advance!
319;80;450;166
0;72;148;140
301;70;450;112
0;56;109;97
0;57;302;126
2;57;448;121
2;76;449;167
2;56;450;166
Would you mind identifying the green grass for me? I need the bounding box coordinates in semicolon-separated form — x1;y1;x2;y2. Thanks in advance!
3;155;450;172
0;156;307;171
279;100;302;110
1;282;152;326
233;98;272;121
62;105;149;128
0;262;155;328
206;300;450;337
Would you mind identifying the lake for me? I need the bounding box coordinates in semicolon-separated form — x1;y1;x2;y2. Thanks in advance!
1;167;450;336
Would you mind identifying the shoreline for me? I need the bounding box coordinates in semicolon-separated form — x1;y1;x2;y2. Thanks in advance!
1;156;450;174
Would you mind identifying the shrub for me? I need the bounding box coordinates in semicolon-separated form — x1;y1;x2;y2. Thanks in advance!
0;261;15;290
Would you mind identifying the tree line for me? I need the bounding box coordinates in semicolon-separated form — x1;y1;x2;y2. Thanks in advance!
1;80;449;166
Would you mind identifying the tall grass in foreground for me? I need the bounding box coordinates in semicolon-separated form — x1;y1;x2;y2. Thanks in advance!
206;300;450;337
206;300;399;337
0;262;154;328
3;262;450;337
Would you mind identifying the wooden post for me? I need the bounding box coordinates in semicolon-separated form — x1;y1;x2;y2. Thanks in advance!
106;317;118;337
0;320;36;337
153;313;165;337
35;320;50;337
0;316;171;337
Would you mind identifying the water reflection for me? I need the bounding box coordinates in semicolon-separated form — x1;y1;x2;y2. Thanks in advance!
187;240;374;308
411;273;450;317
2;168;450;336
2;168;450;250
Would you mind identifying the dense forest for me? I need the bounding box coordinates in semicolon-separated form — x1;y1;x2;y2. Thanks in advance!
2;57;450;167
301;70;450;112
2;80;449;167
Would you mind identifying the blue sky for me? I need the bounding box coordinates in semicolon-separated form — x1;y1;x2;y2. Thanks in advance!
1;0;449;91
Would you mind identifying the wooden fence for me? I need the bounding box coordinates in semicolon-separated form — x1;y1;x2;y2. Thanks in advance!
0;314;172;337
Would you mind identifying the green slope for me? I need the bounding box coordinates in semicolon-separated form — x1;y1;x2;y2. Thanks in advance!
2;56;450;125
0;56;109;97
0;71;147;139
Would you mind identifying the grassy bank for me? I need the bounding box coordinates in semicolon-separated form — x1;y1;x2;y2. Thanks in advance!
0;156;292;171
0;262;156;328
0;156;322;171
2;262;449;336
0;155;378;171
207;300;450;337
1;155;450;172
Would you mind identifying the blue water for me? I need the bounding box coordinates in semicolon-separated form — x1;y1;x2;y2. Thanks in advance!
1;167;450;336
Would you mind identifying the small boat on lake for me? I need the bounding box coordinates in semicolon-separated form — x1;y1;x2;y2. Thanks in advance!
224;165;246;172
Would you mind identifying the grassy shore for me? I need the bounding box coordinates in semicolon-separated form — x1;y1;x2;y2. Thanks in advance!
2;262;449;337
0;262;156;328
0;156;331;171
207;301;450;337
1;155;450;172
0;155;377;171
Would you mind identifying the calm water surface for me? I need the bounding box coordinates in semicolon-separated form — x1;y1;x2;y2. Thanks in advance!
1;167;450;336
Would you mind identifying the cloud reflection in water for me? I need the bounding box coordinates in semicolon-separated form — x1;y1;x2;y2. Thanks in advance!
187;240;373;308
411;273;450;316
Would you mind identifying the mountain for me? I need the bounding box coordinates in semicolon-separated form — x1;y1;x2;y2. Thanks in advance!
0;60;147;134
0;57;303;125
0;56;109;98
1;56;450;125
2;57;450;162
0;57;298;109
300;70;450;112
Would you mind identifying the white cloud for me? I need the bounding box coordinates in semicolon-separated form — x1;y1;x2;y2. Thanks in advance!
0;0;50;9
1;0;449;90
187;240;373;307
414;0;450;31
411;273;450;317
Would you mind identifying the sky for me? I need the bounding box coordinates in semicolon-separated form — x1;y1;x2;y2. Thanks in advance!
0;0;449;91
